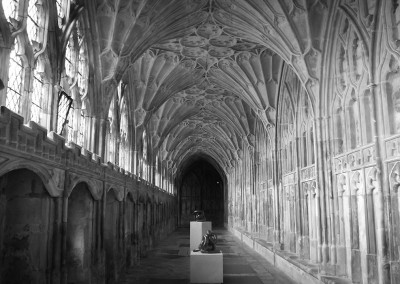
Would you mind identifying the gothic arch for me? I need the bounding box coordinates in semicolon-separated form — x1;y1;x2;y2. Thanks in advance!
0;159;63;197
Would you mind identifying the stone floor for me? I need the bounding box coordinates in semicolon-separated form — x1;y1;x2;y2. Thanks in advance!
120;227;295;284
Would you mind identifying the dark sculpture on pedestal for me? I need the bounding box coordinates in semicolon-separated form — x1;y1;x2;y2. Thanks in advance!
197;230;218;253
192;210;206;222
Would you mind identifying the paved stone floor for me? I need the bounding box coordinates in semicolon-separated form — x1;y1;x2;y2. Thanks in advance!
120;227;295;284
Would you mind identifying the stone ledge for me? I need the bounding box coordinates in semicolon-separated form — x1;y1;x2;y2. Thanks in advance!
229;226;323;284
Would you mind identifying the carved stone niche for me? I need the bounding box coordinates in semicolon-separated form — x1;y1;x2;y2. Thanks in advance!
65;172;103;200
337;173;347;198
350;171;363;196
366;167;381;195
390;162;400;194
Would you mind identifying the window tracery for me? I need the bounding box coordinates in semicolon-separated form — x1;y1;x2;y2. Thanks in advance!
65;36;75;80
384;55;400;135
56;91;73;134
142;130;148;180
119;82;130;170
77;102;86;146
298;91;314;167
106;94;117;163
279;93;295;174
31;67;43;123
332;16;371;153
58;17;89;147
27;0;41;44
5;42;23;114
56;0;68;29
2;0;19;21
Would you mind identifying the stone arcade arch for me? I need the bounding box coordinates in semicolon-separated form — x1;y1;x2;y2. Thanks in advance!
0;169;55;284
66;182;95;284
104;188;123;283
178;158;225;227
3;1;400;283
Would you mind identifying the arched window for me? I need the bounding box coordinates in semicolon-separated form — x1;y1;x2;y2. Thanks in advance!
2;0;19;21
65;36;75;80
27;0;41;44
77;101;86;147
119;97;128;169
5;42;23;114
279;93;295;174
58;17;89;147
31;67;44;123
346;90;361;150
142;130;148;180
56;0;68;29
106;94;117;163
298;90;314;167
384;55;400;135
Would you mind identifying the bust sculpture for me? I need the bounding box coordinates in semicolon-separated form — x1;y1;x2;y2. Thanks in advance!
197;230;218;253
192;210;206;222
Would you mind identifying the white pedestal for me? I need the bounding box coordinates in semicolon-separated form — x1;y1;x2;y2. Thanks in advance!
190;251;223;283
190;221;212;251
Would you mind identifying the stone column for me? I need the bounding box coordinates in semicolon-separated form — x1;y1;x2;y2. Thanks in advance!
98;118;107;159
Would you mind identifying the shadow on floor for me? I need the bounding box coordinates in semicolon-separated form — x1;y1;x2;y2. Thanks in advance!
119;227;294;284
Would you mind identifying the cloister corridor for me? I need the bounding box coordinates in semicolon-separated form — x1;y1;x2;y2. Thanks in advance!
1;0;400;283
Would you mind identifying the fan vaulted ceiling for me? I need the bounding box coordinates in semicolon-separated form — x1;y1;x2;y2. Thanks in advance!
89;0;328;175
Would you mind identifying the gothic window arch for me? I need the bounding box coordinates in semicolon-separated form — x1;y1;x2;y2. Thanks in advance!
27;0;45;47
298;90;314;167
119;91;129;170
56;0;69;29
345;89;361;150
279;90;295;174
384;55;400;135
5;41;24;114
57;17;89;147
106;92;118;164
2;0;23;113
31;64;44;123
142;130;148;180
331;15;370;153
2;0;19;21
2;0;51;127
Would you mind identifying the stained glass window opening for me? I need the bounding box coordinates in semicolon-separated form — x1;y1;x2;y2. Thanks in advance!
77;43;87;94
31;70;43;123
67;107;74;142
6;43;23;114
2;0;19;21
27;0;40;44
77;103;86;146
56;91;73;134
65;37;74;79
56;0;65;28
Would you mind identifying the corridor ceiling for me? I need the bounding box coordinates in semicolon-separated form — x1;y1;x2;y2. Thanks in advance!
90;0;328;175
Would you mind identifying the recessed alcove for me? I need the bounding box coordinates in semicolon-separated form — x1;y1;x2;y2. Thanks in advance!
0;169;54;284
66;182;94;284
177;157;225;228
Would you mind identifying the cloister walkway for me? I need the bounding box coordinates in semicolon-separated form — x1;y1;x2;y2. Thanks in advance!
120;227;295;284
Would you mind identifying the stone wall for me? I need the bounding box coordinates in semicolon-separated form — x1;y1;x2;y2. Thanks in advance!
0;107;177;284
226;2;400;283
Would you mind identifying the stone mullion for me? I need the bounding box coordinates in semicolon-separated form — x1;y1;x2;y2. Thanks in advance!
51;197;63;283
315;116;328;264
368;1;390;282
295;136;302;255
98;117;107;159
41;77;52;130
356;170;370;284
310;184;318;262
336;174;347;276
323;114;337;270
273;145;282;249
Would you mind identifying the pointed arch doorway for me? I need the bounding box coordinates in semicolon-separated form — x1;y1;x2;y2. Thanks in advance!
178;158;225;228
